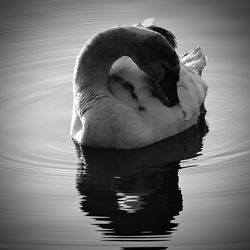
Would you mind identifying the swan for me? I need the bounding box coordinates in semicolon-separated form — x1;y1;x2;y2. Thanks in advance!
70;21;207;149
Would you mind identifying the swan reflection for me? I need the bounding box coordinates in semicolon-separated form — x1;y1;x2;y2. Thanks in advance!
75;115;208;241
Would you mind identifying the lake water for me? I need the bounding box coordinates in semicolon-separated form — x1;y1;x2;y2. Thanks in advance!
0;1;249;249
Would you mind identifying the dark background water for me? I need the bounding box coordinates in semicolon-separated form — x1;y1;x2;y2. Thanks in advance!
0;0;249;249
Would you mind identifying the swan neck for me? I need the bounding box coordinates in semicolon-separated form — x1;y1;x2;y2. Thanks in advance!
74;27;135;91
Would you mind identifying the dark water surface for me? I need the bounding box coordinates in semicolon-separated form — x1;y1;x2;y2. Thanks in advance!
0;1;249;249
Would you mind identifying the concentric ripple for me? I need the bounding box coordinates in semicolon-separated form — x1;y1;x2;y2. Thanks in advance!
0;1;250;250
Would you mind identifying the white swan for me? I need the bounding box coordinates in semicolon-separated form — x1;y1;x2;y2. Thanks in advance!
70;22;207;149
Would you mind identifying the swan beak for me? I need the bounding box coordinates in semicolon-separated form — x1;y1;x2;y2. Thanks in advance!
159;65;180;107
157;52;180;107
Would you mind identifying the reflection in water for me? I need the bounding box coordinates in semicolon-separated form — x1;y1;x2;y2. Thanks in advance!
75;114;208;241
0;0;249;249
77;165;181;240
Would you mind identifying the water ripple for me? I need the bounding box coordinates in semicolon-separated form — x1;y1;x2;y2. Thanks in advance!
0;1;249;248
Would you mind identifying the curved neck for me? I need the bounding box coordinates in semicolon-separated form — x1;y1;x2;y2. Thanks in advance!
73;26;179;99
74;27;136;92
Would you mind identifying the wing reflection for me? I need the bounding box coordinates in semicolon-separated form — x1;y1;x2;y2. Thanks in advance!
75;115;208;241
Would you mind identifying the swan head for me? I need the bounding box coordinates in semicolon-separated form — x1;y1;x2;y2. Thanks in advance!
147;25;177;49
110;24;180;106
138;17;177;49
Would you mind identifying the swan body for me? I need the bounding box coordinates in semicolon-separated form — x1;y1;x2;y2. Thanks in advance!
70;22;207;149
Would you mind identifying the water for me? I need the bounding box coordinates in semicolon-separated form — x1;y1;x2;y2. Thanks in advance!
0;0;249;249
